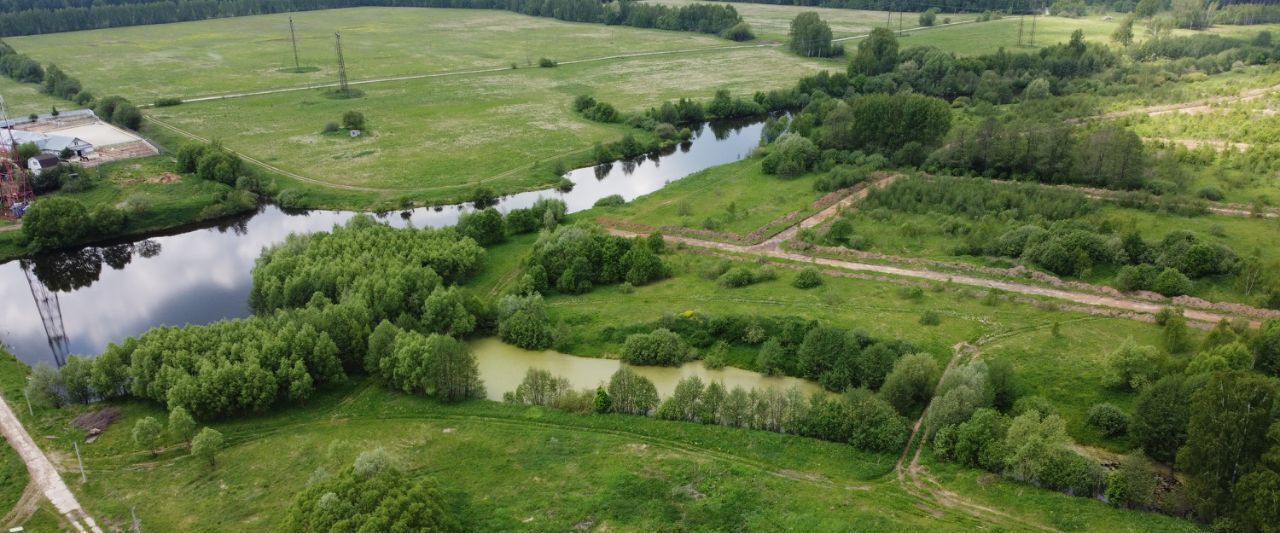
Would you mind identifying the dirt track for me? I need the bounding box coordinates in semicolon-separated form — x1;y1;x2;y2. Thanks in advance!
605;176;1261;325
0;396;101;532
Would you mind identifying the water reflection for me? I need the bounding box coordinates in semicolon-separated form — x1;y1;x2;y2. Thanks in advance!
471;338;824;401
0;118;768;366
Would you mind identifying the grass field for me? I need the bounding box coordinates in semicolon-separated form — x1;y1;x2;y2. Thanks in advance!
586;156;827;236
6;7;763;101
0;75;71;118
144;45;831;202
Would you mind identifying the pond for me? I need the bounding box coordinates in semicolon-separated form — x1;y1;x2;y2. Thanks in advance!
0;117;768;368
471;338;825;401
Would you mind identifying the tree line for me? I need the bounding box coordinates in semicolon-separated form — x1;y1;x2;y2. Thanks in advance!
0;0;744;37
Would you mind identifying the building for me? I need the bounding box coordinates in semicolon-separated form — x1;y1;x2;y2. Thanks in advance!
27;154;59;176
5;129;93;158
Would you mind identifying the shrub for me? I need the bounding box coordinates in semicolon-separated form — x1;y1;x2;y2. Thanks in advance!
154;97;182;107
918;310;941;326
1197;187;1224;201
1152;267;1193;296
620;328;690;366
720;21;755;41
761;133;819;178
792;267;823;289
1087;403;1129;436
322;122;340;133
846;388;910;453
879;353;940;416
538;57;557;67
717;267;757;288
1116;264;1159;292
342;110;366;131
1106;341;1166;390
593;194;625;208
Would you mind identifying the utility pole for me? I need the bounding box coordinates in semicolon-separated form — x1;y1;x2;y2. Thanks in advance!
73;441;86;483
1029;11;1038;47
898;11;903;35
1017;15;1025;47
288;17;300;71
334;32;349;95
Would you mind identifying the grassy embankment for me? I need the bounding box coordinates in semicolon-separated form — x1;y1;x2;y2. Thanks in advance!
0;156;251;261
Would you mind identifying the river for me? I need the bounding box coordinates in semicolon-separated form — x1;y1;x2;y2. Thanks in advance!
0;117;786;394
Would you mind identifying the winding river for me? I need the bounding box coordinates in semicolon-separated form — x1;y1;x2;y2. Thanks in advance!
0;117;802;395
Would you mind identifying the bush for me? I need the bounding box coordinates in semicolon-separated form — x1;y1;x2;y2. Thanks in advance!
1116;264;1159;292
620;328;690;366
918;310;940;326
341;110;365;131
154;97;182;107
1152;267;1193;296
846;388;910;453
538;57;557;68
593;194;625;208
792;267;823;289
717;267;757;288
879;353;940;416
1087;403;1129;436
1197;187;1224;201
761;133;819;178
720;21;755;41
322;122;340;133
919;8;938;26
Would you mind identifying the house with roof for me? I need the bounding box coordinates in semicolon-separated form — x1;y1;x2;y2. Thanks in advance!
27;154;59;176
6;129;93;158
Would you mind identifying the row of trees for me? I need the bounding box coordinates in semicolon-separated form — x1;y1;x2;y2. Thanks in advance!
506;366;913;453
0;0;744;37
520;224;670;297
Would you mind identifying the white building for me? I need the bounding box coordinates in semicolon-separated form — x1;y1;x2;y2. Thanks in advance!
27;154;59;176
6;129;93;158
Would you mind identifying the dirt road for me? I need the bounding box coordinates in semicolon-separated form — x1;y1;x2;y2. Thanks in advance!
605;176;1256;325
0;396;101;532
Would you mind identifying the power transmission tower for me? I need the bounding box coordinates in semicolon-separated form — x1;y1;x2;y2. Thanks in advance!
334;32;349;95
1029;9;1038;47
288;17;300;71
22;260;69;367
1017;15;1025;46
898;11;903;35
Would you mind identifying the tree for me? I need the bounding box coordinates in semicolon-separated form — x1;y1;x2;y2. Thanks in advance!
168;407;198;448
1023;78;1051;101
940;408;1010;472
25;362;63;408
593;385;611;413
191;427;224;466
761;133;819;177
918;8;938;27
789;13;834;58
1004;411;1070;484
622;242;667;286
22;196;90;249
821;94;951;155
850;27;898;76
845;388;909;453
607;367;659;415
422;286;476;338
1152;267;1193;297
1177;371;1279;520
341;110;365;130
1105;341;1165;391
497;294;553;350
15;142;39;161
879;353;939;416
59;356;93;404
1132;375;1194;463
620;328;689;366
386;332;483;402
1255;317;1280;377
132;416;163;456
1106;453;1157;510
1112;16;1135;46
455;208;505;247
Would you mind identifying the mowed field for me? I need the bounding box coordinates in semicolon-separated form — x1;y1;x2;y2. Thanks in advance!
0;75;72;117
10;8;836;204
6;7;766;101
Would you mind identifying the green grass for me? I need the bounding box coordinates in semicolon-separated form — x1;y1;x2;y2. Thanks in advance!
0;75;72;117
585;156;826;238
0;156;251;261
7;7;758;101
145;45;830;203
542;248;1185;451
44;377;1191;531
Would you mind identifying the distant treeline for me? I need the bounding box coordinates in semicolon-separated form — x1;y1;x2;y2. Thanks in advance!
0;0;742;37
